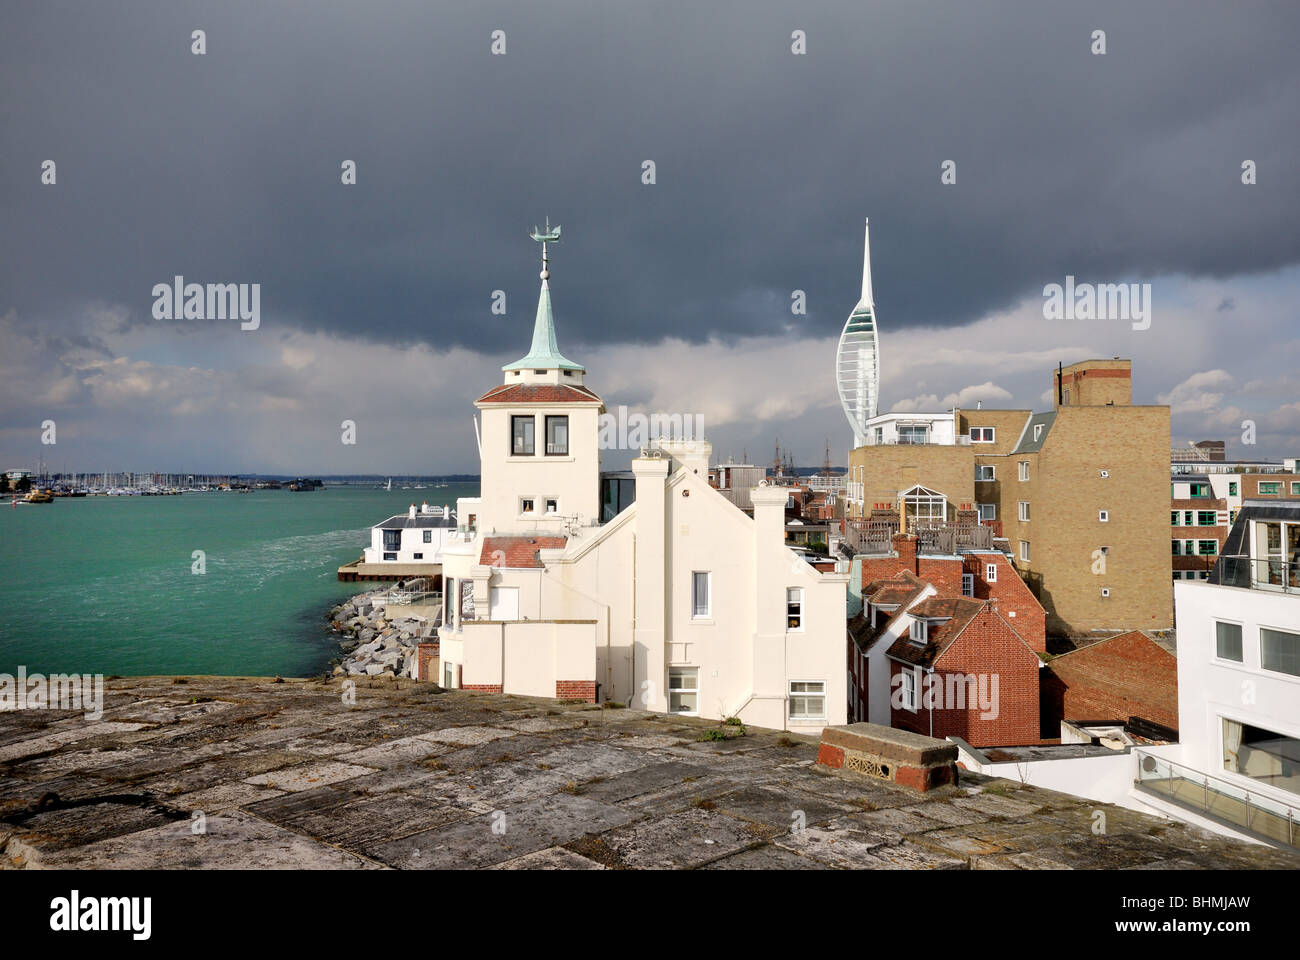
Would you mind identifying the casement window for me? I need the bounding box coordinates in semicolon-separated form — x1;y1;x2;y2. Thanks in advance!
545;415;569;456
900;670;917;711
1259;482;1281;495
786;588;803;631
520;497;535;514
545;498;558;514
961;573;974;597
976;464;995;482
668;667;699;714
1223;719;1300;793
1228;482;1239;496
1184;511;1194;526
1261;627;1300;678
978;503;996;521
511;415;536;455
1198;540;1218;556
1033;423;1044;442
1171;512;1180;526
1018;461;1030;482
910;618;929;643
423;530;432;543
898;425;929;444
1018;501;1030;522
969;427;995;443
1172;540;1181;556
691;571;711;619
788;681;826;721
383;529;401;553
1190;483;1209;498
985;562;997;583
1215;621;1243;662
1197;511;1217;526
1292;482;1300;496
1020;540;1031;562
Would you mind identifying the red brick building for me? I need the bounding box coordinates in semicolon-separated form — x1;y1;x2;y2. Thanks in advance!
1039;630;1178;736
850;534;1047;747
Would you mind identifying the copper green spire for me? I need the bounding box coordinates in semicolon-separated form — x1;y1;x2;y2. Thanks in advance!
503;218;585;372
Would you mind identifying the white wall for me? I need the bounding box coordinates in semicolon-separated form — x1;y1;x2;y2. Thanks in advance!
1173;579;1300;809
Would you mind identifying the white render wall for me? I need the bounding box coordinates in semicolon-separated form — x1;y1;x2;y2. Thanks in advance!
364;523;455;564
475;401;602;534
1171;579;1300;808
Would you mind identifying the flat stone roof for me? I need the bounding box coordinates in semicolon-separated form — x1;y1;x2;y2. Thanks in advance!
2;677;1296;870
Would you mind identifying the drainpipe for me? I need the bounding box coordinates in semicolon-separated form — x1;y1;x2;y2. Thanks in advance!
631;532;637;705
927;666;935;739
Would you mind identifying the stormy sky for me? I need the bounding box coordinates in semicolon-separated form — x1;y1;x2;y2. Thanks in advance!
2;0;1298;474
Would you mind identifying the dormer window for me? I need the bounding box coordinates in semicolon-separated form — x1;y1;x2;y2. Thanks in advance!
910;618;929;644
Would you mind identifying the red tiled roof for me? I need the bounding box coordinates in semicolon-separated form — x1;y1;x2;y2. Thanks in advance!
886;596;985;668
480;536;568;568
476;383;602;404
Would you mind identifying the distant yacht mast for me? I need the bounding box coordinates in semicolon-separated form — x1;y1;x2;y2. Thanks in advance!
835;218;882;448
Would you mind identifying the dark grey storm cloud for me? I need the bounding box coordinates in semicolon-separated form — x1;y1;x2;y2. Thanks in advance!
4;0;1299;355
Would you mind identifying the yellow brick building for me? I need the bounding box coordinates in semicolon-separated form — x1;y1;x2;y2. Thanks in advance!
848;359;1172;636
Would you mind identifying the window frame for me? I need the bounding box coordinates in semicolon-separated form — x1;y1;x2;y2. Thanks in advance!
1260;626;1300;678
786;587;804;632
969;426;995;443
511;414;536;456
961;573;974;597
1214;620;1244;663
900;669;917;712
668;667;700;715
691;571;712;620
1018;501;1030;522
544;414;569;456
1020;540;1031;563
985;562;998;583
1018;460;1030;482
976;464;996;482
788;680;826;722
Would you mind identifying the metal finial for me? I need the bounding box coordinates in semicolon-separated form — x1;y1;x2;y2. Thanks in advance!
530;217;562;280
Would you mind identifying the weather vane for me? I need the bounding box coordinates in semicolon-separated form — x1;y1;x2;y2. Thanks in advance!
529;216;561;279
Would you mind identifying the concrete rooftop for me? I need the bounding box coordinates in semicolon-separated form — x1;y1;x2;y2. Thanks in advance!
2;676;1296;870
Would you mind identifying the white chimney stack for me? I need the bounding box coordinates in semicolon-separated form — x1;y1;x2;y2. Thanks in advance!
409;504;416;519
421;501;430;513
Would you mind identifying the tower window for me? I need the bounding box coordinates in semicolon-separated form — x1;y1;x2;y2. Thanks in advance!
545;415;569;455
511;415;535;455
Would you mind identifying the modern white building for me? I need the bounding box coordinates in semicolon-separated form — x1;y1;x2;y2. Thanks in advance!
954;501;1300;851
435;224;850;732
1135;501;1300;847
362;503;457;565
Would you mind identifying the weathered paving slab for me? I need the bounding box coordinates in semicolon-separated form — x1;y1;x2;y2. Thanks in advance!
1;675;1298;870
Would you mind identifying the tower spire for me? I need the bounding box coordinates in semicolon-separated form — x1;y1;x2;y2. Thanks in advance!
860;217;874;307
503;218;585;373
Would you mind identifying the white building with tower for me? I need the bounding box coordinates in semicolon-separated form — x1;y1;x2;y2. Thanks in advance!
434;222;850;731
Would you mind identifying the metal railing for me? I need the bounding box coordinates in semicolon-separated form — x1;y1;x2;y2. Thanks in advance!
1134;749;1299;848
1215;555;1300;593
378;589;442;607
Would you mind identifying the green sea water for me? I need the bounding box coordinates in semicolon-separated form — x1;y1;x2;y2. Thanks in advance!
0;484;477;677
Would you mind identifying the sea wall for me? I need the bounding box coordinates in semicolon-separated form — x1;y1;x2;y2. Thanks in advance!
327;588;436;679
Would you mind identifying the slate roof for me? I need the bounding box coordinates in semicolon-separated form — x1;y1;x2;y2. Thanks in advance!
480;535;568;568
374;513;456;530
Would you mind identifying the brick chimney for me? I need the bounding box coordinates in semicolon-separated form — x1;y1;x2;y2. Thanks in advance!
893;533;918;572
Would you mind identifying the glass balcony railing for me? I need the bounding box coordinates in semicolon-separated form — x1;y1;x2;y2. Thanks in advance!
1215;555;1300;593
1134;749;1300;849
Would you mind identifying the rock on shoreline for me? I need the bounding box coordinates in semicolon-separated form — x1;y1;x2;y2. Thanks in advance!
327;587;433;680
